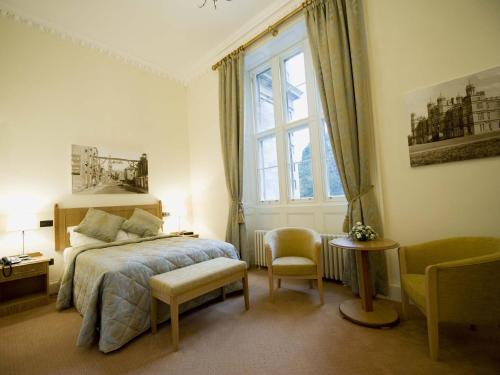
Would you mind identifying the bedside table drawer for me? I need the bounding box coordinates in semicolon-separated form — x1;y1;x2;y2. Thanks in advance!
0;262;47;282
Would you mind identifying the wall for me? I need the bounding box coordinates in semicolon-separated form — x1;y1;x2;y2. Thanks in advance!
186;70;229;240
0;16;191;287
364;0;500;297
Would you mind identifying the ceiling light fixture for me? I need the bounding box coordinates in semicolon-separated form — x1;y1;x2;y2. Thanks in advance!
198;0;231;9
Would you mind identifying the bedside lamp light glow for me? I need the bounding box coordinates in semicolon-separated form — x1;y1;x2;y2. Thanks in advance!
7;213;38;255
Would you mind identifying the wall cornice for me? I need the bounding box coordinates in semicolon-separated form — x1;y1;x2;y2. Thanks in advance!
0;5;185;85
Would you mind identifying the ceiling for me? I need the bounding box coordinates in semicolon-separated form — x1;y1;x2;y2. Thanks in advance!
0;0;296;83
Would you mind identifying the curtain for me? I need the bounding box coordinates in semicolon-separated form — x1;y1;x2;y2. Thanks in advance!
218;51;248;263
305;0;387;295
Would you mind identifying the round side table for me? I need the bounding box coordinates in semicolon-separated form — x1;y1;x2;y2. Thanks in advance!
330;237;400;328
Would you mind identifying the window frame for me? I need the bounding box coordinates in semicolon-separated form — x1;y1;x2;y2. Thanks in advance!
248;39;345;206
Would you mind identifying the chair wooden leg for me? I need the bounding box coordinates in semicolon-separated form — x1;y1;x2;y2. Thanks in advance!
170;298;179;351
150;296;158;334
277;278;281;288
317;277;324;305
243;272;250;310
221;286;226;301
427;312;439;360
309;279;314;289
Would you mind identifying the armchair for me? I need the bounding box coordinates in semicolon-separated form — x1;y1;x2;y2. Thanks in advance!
264;227;324;304
399;237;500;360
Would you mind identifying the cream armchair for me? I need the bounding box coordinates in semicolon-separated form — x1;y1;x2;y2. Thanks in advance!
264;227;323;304
399;237;500;360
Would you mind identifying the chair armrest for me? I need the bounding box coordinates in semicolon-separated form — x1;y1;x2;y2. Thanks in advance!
425;253;500;324
400;237;500;275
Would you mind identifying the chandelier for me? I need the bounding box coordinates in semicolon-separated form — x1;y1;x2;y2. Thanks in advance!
199;0;232;9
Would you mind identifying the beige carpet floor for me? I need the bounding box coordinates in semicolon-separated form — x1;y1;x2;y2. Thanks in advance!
0;269;499;375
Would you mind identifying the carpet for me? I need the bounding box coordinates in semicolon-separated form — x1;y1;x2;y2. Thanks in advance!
0;269;499;374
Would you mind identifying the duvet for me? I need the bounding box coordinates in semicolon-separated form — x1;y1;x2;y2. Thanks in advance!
57;235;239;353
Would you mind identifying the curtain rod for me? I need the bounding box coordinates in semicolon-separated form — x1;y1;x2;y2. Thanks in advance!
211;0;313;71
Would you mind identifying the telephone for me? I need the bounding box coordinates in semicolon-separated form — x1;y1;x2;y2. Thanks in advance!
1;256;21;278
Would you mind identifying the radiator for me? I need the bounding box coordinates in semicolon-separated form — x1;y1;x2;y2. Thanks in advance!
254;230;347;281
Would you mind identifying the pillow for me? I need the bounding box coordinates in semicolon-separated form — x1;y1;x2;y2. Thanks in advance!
74;208;125;242
68;226;140;247
121;208;163;237
68;227;107;247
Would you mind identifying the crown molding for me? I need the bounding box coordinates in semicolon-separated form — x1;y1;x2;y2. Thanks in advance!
184;0;302;83
0;4;186;85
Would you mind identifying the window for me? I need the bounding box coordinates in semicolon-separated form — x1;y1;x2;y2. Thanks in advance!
257;136;280;201
249;40;344;204
283;52;308;122
287;125;313;199
255;68;275;132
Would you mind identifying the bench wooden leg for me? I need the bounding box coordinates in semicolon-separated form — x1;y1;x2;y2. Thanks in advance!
277;278;281;288
170;297;179;351
221;287;226;301
243;271;250;310
150;296;158;334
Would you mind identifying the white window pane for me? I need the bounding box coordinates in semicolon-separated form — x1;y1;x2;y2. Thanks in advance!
284;52;308;123
323;123;344;197
258;136;279;201
255;68;275;132
287;126;314;199
259;167;280;201
260;136;277;168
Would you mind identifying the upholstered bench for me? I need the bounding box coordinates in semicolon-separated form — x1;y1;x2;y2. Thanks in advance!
149;257;249;350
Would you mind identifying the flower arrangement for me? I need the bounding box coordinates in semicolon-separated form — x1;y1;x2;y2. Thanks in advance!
349;222;378;241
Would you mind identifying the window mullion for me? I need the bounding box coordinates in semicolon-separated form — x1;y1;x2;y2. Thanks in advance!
303;40;324;203
271;55;287;205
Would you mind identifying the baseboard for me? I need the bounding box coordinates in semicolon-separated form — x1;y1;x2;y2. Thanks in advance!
49;281;60;296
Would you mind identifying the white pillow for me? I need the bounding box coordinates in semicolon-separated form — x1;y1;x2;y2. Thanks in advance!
67;226;139;247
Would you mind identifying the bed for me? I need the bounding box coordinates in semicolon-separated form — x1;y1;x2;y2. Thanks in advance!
54;202;239;353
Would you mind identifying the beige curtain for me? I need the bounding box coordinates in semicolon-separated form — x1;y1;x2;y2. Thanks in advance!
305;0;387;295
218;51;248;263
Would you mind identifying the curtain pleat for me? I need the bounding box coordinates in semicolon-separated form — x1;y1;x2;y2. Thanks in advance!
218;52;248;263
305;0;387;295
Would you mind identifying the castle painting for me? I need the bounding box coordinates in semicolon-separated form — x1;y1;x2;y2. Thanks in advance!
406;66;500;167
72;145;148;194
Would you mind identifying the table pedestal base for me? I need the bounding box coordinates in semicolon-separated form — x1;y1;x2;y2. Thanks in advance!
339;299;399;328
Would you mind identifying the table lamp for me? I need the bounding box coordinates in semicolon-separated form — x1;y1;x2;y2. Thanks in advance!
7;213;38;255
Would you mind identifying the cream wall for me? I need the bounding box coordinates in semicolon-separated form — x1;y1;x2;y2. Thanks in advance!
186;71;229;240
0;16;191;286
186;0;500;299
364;0;500;296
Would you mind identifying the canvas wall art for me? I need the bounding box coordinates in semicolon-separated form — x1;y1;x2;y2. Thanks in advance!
72;145;148;194
406;65;500;167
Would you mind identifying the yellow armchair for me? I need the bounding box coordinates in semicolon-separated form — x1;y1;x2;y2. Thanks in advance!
264;227;324;304
399;237;500;360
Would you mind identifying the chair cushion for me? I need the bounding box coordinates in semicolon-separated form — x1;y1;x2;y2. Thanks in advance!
402;274;426;310
150;257;246;297
272;256;317;276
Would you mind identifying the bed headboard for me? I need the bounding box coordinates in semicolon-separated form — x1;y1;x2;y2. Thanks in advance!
54;201;163;251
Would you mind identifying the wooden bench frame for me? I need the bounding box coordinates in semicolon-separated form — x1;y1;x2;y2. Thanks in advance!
150;267;249;351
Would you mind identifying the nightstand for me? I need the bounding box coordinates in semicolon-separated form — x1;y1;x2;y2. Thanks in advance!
0;253;50;316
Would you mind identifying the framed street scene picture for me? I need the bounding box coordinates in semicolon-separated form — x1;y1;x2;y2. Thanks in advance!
406;65;500;167
71;145;148;194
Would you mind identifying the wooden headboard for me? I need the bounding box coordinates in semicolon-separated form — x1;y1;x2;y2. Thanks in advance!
54;201;162;251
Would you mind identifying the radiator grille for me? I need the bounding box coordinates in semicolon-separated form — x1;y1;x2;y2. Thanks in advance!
253;230;347;281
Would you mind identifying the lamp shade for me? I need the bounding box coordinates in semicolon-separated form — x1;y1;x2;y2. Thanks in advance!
7;213;38;232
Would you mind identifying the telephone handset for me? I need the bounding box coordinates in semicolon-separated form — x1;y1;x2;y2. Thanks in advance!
1;256;21;277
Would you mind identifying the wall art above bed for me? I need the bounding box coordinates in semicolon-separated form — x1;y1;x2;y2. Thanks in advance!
406;65;500;167
71;144;148;194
